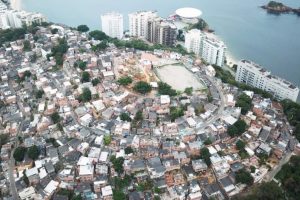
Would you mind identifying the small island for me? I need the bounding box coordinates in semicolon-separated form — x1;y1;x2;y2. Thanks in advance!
261;1;300;15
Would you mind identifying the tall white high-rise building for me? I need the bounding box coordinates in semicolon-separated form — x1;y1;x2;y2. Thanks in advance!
101;12;123;39
236;60;299;102
202;37;226;67
184;29;226;66
185;29;203;55
128;11;157;38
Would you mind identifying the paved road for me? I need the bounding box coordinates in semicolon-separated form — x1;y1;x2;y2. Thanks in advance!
196;75;226;131
8;121;24;200
264;152;293;182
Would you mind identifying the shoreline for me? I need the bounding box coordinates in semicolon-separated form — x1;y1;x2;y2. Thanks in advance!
205;32;238;67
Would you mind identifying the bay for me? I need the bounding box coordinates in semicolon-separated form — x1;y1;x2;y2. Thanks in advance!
20;0;300;88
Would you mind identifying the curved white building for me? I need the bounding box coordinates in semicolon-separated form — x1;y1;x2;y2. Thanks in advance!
175;7;202;19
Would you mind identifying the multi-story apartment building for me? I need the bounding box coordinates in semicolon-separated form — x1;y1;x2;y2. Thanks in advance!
184;29;226;66
147;17;177;46
101;12;123;39
128;11;157;38
236;60;299;101
185;29;203;55
0;7;46;29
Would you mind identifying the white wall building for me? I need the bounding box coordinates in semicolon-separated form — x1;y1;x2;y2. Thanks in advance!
185;29;203;55
101;12;123;39
128;10;157;38
0;2;46;30
235;60;299;102
202;36;226;67
184;29;226;66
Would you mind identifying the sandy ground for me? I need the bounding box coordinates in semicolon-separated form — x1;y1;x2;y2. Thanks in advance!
157;64;205;91
10;0;22;10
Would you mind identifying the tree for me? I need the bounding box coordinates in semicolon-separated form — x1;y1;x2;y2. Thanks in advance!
104;135;112;145
235;169;254;185
51;112;60;124
78;61;87;71
158;82;177;96
236;93;252;115
110;155;125;174
77;25;89;32
169;106;184;122
27;145;40;160
81;71;90;83
227;119;247;137
13;146;27;162
200;147;211;166
204;138;212;145
184;87;193;95
117;76;132;86
0;28;27;46
133;81;152;94
120;113;131;122
89;30;109;40
92;41;108;51
235;181;284;200
23;40;31;51
79;88;92;102
236;140;245;151
35;90;44;99
92;78;100;86
51;28;58;34
124;147;134;154
113;190;126;200
250;166;256;173
134;110;143;121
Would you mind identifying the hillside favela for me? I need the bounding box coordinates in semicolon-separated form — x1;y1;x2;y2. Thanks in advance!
0;0;300;200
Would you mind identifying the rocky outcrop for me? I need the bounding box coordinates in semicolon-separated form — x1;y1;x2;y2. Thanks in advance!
261;1;300;16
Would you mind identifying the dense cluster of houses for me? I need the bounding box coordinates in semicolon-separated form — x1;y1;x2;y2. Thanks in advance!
0;23;298;200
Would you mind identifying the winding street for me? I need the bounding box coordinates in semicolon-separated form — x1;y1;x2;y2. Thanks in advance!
196;75;226;131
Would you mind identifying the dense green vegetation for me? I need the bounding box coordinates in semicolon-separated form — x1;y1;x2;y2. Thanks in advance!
81;71;90;83
48;38;69;66
110;155;125;174
13;146;27;162
169;106;184;122
23;40;31;51
281;99;300;141
189;18;209;31
236;139;246;151
236;93;252;115
235;169;254;185
27;145;40;160
78;88;92;102
91;78;101;86
133;81;152;94
0;28;27;46
234;181;284;200
275;155;300;199
77;24;89;32
120;113;132;122
35;89;44;99
103;135;112;145
158;82;177;96
184;87;193;95
124;147;134;154
74;60;87;71
0;134;9;147
227;119;247;137
200;147;211;166
117;76;133;86
51;112;61;124
267;1;284;8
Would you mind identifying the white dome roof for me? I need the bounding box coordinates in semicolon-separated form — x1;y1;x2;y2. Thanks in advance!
175;7;202;19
